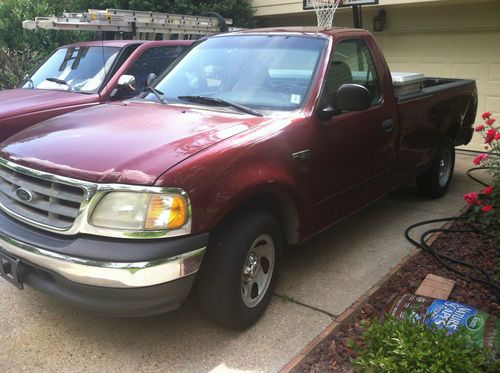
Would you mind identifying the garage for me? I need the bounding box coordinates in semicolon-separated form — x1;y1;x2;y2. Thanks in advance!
253;0;500;151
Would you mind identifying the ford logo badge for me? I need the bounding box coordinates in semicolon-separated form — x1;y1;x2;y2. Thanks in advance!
15;187;33;202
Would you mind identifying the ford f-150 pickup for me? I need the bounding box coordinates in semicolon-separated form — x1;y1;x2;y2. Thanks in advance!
0;27;477;329
0;39;191;141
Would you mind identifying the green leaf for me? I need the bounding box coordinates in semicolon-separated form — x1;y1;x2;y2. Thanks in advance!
351;315;493;372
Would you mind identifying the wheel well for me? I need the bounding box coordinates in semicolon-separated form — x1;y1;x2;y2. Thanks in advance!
446;121;460;141
222;192;300;245
447;99;477;143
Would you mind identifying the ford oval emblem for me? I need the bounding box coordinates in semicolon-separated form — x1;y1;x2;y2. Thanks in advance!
15;187;33;202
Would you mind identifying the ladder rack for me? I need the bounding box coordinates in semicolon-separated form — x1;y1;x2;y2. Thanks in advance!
23;8;235;40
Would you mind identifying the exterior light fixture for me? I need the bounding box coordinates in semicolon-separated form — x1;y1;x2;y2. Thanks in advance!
373;9;386;32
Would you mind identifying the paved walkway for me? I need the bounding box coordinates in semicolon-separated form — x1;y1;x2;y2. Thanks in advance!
0;152;487;372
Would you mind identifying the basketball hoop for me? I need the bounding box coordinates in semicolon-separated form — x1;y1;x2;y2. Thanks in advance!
310;0;342;29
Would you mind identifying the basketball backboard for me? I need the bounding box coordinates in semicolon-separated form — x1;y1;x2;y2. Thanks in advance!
303;0;379;10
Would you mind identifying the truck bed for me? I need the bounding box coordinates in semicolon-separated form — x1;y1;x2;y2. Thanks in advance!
397;77;476;103
393;77;477;184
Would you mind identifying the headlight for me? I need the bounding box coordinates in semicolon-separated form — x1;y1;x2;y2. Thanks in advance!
90;192;188;231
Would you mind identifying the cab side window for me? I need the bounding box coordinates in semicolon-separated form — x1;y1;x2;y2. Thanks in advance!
108;44;140;82
324;39;381;108
122;45;187;98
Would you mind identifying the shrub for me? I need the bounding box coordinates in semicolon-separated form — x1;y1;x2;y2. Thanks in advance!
466;113;500;237
351;315;494;372
0;45;43;90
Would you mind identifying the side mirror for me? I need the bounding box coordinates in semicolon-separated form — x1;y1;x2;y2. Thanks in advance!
117;74;136;92
146;73;157;87
336;84;372;112
317;105;336;121
23;74;34;89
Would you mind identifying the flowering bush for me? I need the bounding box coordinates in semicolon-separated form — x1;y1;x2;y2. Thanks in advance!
465;112;499;236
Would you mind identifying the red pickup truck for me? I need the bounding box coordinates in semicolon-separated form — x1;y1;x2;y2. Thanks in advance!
0;28;477;329
0;39;191;141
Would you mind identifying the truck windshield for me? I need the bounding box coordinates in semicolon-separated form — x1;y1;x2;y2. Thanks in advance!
23;46;120;93
150;35;326;111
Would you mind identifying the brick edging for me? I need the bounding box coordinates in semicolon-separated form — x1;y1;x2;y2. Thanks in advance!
279;205;469;373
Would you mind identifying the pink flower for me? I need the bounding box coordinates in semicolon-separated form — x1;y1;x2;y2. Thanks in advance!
464;192;479;206
486;118;496;126
473;153;488;165
475;125;485;132
482;112;492;120
483;185;494;195
485;129;497;144
495;133;500;141
482;205;493;213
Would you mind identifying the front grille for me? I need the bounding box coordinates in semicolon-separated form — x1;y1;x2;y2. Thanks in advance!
0;163;85;229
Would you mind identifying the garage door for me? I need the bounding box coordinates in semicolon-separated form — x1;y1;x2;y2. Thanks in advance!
374;30;500;151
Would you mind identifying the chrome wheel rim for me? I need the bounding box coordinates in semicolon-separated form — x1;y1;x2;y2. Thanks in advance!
438;148;453;187
241;233;275;308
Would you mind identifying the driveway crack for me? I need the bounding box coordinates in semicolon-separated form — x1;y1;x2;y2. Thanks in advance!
274;293;337;319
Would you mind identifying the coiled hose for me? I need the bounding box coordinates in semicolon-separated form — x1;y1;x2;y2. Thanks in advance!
404;166;499;301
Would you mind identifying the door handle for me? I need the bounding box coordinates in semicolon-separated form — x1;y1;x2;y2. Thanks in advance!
382;119;394;133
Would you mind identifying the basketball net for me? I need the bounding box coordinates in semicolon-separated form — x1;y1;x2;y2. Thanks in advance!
310;0;342;29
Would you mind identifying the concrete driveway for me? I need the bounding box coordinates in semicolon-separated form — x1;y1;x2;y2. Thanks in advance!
0;151;487;372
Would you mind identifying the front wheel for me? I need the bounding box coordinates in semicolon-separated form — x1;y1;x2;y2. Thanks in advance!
416;137;455;198
197;210;283;329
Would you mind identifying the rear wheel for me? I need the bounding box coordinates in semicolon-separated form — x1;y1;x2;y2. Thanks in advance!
198;210;282;329
416;137;455;198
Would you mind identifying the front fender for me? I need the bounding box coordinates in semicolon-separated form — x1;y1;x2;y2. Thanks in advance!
155;118;313;238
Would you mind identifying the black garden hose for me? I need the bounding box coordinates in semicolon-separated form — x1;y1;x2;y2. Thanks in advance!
466;166;490;187
404;167;499;301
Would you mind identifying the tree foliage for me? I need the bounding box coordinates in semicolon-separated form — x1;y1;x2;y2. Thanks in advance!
0;1;90;52
83;1;256;28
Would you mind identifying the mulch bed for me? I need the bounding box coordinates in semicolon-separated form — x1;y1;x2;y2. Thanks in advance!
298;221;499;372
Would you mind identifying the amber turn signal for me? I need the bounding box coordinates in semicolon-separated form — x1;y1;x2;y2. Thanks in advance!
145;194;187;230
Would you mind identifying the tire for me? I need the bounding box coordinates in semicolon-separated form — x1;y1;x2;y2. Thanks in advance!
197;210;283;329
416;137;455;199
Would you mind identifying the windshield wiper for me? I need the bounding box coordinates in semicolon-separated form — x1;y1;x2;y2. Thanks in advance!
45;77;74;92
142;87;168;104
177;95;263;117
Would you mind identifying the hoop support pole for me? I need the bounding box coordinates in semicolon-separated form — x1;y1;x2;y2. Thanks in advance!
352;5;363;28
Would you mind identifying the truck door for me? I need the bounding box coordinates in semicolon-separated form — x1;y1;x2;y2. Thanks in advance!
312;37;397;225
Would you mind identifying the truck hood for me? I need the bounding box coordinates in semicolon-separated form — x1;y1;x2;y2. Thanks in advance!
0;88;96;121
0;102;266;184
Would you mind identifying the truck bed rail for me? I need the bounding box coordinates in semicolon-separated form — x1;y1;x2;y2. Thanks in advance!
397;78;475;103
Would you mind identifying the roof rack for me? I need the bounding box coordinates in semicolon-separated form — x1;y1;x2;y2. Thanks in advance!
23;8;236;40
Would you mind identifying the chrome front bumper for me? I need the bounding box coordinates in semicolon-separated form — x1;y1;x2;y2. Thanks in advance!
0;230;205;288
